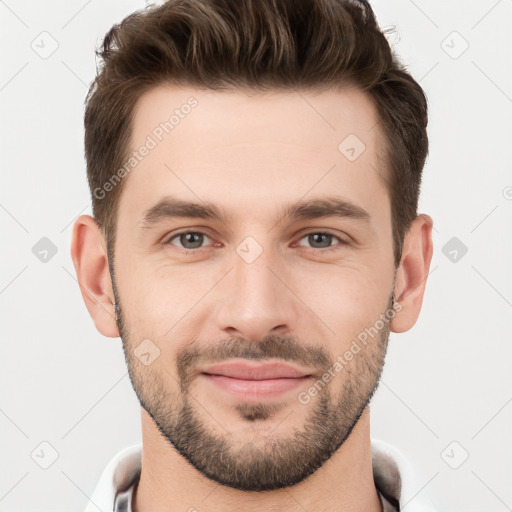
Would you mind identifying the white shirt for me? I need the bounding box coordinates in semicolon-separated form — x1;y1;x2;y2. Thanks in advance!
84;439;436;512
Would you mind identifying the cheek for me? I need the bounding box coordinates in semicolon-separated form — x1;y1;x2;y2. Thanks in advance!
297;259;392;341
115;237;394;348
114;251;186;335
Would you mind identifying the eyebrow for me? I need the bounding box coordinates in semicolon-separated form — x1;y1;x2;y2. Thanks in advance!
138;195;371;228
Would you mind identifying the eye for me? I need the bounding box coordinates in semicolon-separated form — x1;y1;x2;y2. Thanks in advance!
295;232;347;253
163;230;348;255
164;231;213;251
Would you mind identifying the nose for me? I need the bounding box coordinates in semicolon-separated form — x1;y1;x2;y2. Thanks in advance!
214;244;299;342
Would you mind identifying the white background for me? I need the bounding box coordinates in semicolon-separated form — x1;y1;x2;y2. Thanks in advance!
1;0;511;510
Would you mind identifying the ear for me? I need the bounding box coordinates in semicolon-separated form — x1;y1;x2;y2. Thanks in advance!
390;214;434;333
70;215;120;338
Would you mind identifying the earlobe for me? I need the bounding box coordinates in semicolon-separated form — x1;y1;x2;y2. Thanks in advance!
70;215;120;338
390;214;434;333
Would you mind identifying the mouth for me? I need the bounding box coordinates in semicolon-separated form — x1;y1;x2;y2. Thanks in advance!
199;361;314;400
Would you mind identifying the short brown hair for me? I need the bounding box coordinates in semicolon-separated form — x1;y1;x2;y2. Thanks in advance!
84;0;428;267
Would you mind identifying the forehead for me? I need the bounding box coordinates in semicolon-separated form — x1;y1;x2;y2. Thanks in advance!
129;84;383;151
117;84;388;228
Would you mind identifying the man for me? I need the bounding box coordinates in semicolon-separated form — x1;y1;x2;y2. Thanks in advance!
71;0;435;510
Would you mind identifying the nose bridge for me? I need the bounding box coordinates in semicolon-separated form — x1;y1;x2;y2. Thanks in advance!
215;235;296;341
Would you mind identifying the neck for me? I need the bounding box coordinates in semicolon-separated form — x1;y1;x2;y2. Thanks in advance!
133;407;382;512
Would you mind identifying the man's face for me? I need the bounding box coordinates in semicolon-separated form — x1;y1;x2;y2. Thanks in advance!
112;85;397;491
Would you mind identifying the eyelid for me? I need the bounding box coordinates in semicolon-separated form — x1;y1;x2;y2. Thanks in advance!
295;228;349;243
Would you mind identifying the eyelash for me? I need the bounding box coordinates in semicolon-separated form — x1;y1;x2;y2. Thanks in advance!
163;230;348;255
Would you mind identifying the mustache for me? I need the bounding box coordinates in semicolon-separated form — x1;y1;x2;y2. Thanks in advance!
176;334;332;384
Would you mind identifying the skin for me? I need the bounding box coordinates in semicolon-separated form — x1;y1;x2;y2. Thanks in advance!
71;84;433;512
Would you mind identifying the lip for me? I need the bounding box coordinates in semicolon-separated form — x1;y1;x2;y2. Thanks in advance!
199;361;314;401
200;361;312;380
201;374;312;400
